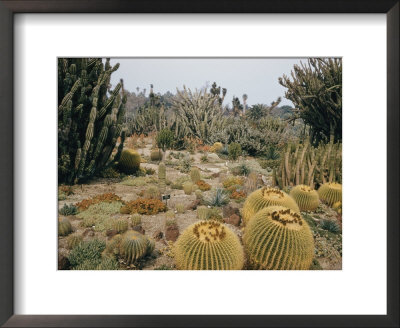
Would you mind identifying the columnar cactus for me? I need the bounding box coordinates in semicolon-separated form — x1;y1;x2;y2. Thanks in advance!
318;182;342;206
242;187;300;225
158;162;166;192
190;168;201;183
174;220;244;270
289;184;320;212
58;217;72;236
243;206;314;270
118;149;141;174
58;58;127;184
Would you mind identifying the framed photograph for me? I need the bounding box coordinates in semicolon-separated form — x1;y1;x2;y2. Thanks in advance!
0;0;398;327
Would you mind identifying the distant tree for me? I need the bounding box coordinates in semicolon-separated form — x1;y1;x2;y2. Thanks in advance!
242;94;248;113
279;58;342;144
246;98;281;121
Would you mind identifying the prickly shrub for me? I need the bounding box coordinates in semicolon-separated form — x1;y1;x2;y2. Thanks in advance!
59;203;78;216
68;239;106;268
222;176;244;189
205;188;230;207
113;218;129;233
59;185;74;196
243;206;314;270
195;189;203;200
120;198;167;215
320;219;341;233
174;220;244;270
228;142;242;160
178;157;191;173
66;234;83;249
58;217;72;236
196;180;211;191
183;181;194;195
131;213;142;226
190;168;201;183
290;185;320;212
119;231;150;265
197;206;211;220
118;149;141;174
175;203;185;214
242;187;300;225
318;183;342;206
150;149;163;161
244;172;258;194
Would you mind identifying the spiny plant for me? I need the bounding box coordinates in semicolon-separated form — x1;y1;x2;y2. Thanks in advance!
76;201;123;223
183;181;194;195
131;213;142;226
228;142;242;160
113;218;129;234
174;220;244;270
58;217;73;236
118;149;141;174
332;201;342;214
243;206;314;270
158;162;166;192
320;219;341;233
59;203;78;216
222;176;244;188
171;175;191;190
204;188;230;207
243;172;258;194
196;206;211;220
58;58;127;184
144;185;161;200
289;184;320;212
95;257;119;270
156;128;174;152
150;149;163;161
210;142;223;153
195;189;203;200
190;167;201;183
66;234;83;249
318;183;342;206
165;210;176;219
68;239;106;268
120;198;167;215
119;231;152;265
242;187;300;225
175;203;185;214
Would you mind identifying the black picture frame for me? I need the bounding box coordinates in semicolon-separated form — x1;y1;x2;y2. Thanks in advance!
0;1;398;327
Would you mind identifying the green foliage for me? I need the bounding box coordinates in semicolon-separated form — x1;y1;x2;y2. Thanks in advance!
228;142;242;160
58;217;73;236
96;257;119;270
118;149;141;174
120;176;157;186
68;239;106;268
144;185;161;199
205;188;230;207
76;201;123;232
174;220;244;270
156;128;174;151
59;203;78;216
58;58;126;184
99;167;121;179
243;206;314;270
320;219;341;233
171;175;191;190
279;58;342;144
178;156;191;173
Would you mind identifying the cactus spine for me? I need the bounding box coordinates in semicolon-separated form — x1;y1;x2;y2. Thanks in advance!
174;220;244;270
242;187;300;225
318;183;342;206
243;206;314;270
289;184;320;212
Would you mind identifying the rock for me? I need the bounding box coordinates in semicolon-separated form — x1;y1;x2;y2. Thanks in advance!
106;229;118;238
165;226;180;242
222;205;240;218
153;230;163;241
132;225;145;235
58;254;70;270
186;199;200;211
224;214;240;226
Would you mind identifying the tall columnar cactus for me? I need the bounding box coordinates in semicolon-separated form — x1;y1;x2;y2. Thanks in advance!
58;58;127;184
242;187;300;225
118;149;141;174
190;168;201;183
318;183;342;206
158;162;166;192
289;184;320;212
58;217;72;236
243;206;314;270
174;220;244;270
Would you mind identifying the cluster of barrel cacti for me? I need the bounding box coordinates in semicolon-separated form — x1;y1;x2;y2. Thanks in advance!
174;220;244;270
272;138;342;189
58;58;127;184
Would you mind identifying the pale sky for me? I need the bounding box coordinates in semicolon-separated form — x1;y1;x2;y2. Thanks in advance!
109;58;307;107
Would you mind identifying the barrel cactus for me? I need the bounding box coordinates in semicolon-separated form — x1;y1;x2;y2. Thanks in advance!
113;218;128;233
118;149;141;174
196;206;210;220
318;183;342;206
66;233;83;249
174;220;244;270
190;168;201;183
183;181;194;195
58;217;72;236
243;206;314;270
131;213;142;226
150;149;163;161
242;187;300;225
332;201;342;214
119;231;151;265
289;184;320;212
210;142;223;153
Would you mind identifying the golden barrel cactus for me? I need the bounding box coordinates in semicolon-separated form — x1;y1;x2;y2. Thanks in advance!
174;220;244;270
118;149;141;174
318;183;342;206
289;185;320;212
243;206;314;270
242;187;300;225
119;231;149;264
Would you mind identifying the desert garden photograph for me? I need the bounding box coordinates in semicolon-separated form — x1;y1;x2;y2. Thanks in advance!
58;57;342;270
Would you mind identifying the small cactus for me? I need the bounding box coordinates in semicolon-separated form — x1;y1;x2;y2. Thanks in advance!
242;187;300;225
131;213;142;226
58;217;72;236
158;162;166;192
318;183;342;206
174;220;244;270
175;203;185;214
150;149;163;161
119;231;151;265
332;201;342;214
166;210;175;219
190;168;201;183
113;218;128;233
243;206;314;270
196;206;210;220
118;149;141;174
144;185;161;199
66;233;83;249
183;181;193;195
289;184;320;212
